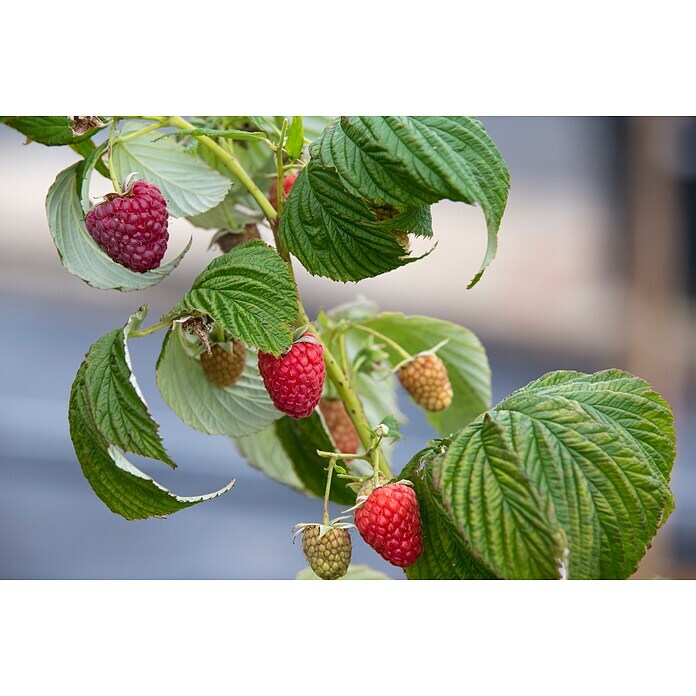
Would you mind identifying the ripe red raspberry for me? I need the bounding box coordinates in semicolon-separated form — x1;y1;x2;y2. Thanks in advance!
354;483;423;568
319;397;360;456
257;333;325;419
268;172;299;209
85;180;169;273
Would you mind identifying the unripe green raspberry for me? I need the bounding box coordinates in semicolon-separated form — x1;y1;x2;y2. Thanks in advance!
301;525;352;580
200;340;247;388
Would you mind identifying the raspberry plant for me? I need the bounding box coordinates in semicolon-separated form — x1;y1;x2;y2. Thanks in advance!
5;115;677;579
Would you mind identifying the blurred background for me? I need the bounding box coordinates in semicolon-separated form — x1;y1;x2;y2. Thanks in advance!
1;116;694;579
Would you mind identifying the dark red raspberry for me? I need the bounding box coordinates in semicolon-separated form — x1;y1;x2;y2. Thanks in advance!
257;333;325;419
354;483;423;568
85;180;169;273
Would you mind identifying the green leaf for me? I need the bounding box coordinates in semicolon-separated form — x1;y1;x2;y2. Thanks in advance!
155;325;282;437
83;306;174;467
506;370;675;510
235;424;311;495
69;312;235;520
170;240;298;355
153;128;268;143
388;205;433;238
358;313;491;434
112;121;232;217
247;116;331;143
313;116;509;287
490;369;676;578
401;446;498;580
434;415;564;578
46;163;191;292
4;116;104;145
416;370;676;579
285;117;304;160
248;117;282;137
279;162;427;282
275;413;356;505
71;137;110;179
296;564;390;580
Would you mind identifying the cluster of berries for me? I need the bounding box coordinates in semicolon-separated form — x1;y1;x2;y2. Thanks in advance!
89;176;444;579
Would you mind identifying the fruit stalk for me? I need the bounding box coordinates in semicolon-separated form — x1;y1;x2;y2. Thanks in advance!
323;457;336;525
312;319;390;478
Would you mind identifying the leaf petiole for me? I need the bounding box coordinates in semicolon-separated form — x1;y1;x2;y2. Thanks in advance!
115;120;165;144
128;321;170;338
107;118;122;194
352;324;411;362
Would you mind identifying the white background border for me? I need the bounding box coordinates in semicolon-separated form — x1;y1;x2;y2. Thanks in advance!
2;1;694;692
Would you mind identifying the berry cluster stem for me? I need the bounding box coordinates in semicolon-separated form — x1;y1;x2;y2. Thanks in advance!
312;316;390;478
169;115;391;479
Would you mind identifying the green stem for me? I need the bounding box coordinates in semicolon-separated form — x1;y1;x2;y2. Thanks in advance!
167;115;278;223
107;119;122;194
129;321;169;338
116;121;163;144
275;119;288;220
323;458;336;525
352;324;411;361
317;450;370;462
339;332;351;383
314;312;390;478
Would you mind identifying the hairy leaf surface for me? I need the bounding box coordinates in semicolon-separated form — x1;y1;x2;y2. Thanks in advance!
68;309;235;520
312;116;509;287
411;370;676;579
171;241;298;355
